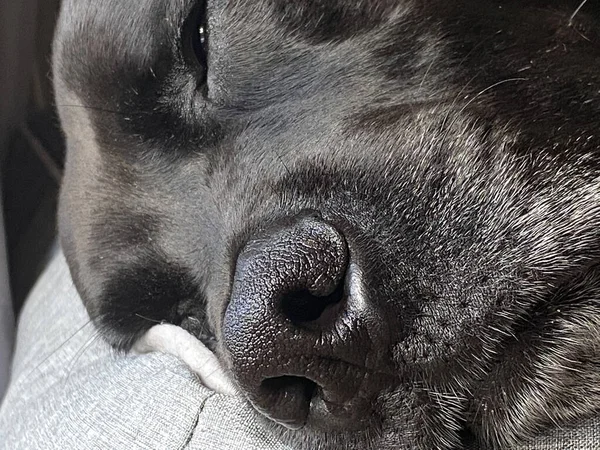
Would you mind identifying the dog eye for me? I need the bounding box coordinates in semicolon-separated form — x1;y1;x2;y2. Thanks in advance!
198;25;207;46
186;3;209;87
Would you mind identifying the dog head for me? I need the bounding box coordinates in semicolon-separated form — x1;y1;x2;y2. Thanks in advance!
53;1;600;448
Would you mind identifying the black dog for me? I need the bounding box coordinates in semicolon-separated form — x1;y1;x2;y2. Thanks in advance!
52;1;600;448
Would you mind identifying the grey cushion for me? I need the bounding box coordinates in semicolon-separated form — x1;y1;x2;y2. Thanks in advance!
0;249;598;449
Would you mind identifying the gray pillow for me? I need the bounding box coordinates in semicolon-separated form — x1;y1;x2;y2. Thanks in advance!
0;249;598;449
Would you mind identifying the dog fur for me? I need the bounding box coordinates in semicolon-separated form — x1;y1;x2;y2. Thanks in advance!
52;1;600;448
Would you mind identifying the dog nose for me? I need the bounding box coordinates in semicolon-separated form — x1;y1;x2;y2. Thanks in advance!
223;215;364;429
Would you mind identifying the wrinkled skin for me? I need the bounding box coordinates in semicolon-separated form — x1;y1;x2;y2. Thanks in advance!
53;0;600;449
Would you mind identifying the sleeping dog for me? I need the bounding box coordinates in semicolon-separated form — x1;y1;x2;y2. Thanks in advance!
52;0;600;449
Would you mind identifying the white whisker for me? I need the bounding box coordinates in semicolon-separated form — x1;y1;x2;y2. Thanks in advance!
569;0;589;26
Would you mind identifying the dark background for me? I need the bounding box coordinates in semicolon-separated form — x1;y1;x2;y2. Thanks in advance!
1;0;64;312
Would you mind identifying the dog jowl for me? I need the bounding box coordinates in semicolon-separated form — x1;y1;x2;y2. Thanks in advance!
52;0;600;448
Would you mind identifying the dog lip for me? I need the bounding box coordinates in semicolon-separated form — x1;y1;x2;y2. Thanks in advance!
307;387;375;431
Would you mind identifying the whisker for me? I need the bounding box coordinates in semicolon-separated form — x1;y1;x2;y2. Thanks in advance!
199;364;233;389
54;103;152;117
569;0;589;26
135;313;163;324
438;30;505;129
64;330;102;384
23;319;93;381
440;73;481;130
274;148;292;177
456;77;529;118
419;58;436;90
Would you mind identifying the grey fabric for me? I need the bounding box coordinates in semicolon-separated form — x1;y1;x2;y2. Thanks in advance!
0;249;599;449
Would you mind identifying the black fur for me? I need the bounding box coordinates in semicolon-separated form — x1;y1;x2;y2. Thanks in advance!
53;0;600;448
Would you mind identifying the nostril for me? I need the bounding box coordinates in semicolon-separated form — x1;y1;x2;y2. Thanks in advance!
261;376;317;400
281;282;345;324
